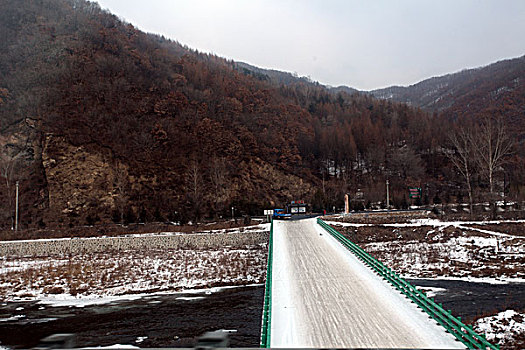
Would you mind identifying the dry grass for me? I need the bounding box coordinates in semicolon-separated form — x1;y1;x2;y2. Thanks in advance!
334;225;464;243
466;223;525;237
0;245;267;300
332;224;524;280
324;211;432;224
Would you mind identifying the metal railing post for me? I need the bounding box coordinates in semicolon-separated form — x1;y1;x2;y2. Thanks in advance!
260;219;273;347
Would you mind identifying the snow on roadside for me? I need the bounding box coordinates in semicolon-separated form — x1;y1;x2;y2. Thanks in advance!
323;221;372;227
0;259;68;274
473;310;525;349
326;219;524;238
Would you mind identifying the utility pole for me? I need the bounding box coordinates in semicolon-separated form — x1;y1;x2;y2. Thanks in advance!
15;181;19;231
503;172;507;206
386;179;390;212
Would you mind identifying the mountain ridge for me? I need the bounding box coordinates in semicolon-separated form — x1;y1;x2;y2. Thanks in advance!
368;55;525;114
234;52;524;126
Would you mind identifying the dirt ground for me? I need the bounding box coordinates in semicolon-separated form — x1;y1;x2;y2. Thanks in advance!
466;223;525;237
0;219;263;241
325;206;525;224
323;211;431;224
334;224;465;243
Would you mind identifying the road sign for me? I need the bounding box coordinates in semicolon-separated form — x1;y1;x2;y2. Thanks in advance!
264;210;274;215
409;187;422;199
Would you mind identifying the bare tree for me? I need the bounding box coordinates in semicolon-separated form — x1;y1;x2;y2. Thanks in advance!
113;161;129;224
449;127;475;216
209;156;229;215
474;117;514;194
0;148;22;229
388;144;424;180
186;159;203;222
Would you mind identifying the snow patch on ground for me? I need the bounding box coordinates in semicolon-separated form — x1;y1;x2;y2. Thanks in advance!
356;220;524;280
38;293;147;307
473;309;525;348
416;286;446;298
134;336;147;344
28;284;262;308
0;315;25;322
323;221;371;227
327;219;524;238
0;225;269;304
176;296;205;301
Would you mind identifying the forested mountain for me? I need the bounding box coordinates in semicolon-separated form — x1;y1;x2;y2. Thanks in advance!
370;57;524;128
234;61;316;87
234;62;359;95
0;0;523;229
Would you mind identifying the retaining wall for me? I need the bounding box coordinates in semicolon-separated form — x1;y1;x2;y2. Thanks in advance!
0;231;268;257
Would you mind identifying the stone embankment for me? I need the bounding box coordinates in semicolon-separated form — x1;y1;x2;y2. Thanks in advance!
0;231;268;257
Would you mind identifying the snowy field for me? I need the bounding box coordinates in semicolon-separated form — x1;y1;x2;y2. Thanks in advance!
0;225;268;306
325;218;525;282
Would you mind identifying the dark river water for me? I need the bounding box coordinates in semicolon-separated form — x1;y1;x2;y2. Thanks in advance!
0;280;523;348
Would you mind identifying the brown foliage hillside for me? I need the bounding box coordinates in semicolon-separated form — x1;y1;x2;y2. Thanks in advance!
0;0;523;229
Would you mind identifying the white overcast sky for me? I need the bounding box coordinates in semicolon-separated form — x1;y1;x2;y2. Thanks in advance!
93;0;525;90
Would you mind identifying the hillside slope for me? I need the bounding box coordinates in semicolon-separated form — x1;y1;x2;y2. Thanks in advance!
0;0;522;229
370;57;525;135
370;57;524;110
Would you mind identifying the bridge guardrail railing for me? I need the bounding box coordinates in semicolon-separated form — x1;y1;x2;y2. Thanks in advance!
317;218;498;350
260;219;273;348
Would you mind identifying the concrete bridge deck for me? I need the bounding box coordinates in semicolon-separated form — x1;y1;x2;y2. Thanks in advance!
270;218;465;348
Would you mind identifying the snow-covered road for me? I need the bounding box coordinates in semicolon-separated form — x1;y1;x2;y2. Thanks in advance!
270;218;465;348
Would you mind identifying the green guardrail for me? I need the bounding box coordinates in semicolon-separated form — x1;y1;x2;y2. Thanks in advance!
317;218;498;350
260;219;273;348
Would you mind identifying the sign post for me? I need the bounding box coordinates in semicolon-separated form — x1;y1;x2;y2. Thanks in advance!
386;180;390;211
264;209;274;222
409;187;422;199
15;181;19;231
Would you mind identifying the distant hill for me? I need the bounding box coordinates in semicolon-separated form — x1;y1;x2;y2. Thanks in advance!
369;56;525;140
369;56;525;114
